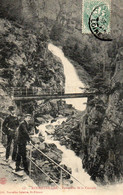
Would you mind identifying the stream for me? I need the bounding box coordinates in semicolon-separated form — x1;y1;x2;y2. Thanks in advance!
37;118;96;187
42;43;123;193
36;43;96;187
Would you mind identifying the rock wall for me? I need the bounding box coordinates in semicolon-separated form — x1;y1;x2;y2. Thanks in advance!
0;0;39;28
0;0;122;82
81;51;123;185
0;17;65;116
54;111;84;156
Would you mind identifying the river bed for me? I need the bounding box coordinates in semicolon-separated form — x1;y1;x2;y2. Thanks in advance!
37;117;96;188
34;43;123;193
36;43;96;187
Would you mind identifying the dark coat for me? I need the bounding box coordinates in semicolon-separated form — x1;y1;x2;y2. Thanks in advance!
2;115;19;135
17;120;30;144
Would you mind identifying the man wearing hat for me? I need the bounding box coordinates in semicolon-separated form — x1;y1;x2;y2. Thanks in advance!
16;114;33;175
2;106;19;162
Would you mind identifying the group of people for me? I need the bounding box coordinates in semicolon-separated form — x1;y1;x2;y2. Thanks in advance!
2;106;34;175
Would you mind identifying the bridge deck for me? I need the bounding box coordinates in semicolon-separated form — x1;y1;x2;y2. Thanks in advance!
13;93;94;101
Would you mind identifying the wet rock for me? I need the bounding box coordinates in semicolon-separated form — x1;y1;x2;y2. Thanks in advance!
31;137;40;144
46;151;62;164
60;165;72;179
35;160;43;167
63;179;73;186
36;117;46;124
38;134;45;142
45;125;55;135
38;143;46;151
54;112;83;156
51;119;57;123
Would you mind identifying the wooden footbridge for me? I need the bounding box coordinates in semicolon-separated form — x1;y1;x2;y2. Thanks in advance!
11;87;96;101
0;86;97;188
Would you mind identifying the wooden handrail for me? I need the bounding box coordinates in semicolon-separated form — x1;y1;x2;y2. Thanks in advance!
30;142;85;187
27;156;61;189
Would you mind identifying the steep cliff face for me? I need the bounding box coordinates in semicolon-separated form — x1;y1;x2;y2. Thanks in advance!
0;0;122;80
0;0;38;27
0;18;65;115
81;50;123;185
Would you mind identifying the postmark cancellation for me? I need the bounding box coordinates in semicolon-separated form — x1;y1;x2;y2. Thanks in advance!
82;0;111;35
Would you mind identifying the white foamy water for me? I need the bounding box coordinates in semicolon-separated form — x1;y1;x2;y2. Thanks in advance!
48;43;87;111
37;119;123;193
36;43;123;194
37;118;96;188
47;43;95;186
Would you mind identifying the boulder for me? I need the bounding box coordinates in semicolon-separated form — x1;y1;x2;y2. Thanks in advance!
42;114;54;121
60;164;72;179
45;125;55;134
39;135;45;142
35;159;43;167
36;117;46;124
38;143;46;151
46;151;62;164
31;137;40;144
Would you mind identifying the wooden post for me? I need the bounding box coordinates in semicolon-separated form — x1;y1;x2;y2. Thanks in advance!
20;101;22;114
32;87;34;96
20;88;22;96
12;88;14;97
60;169;63;188
0;119;2;143
49;88;51;95
26;87;28;97
29;145;32;177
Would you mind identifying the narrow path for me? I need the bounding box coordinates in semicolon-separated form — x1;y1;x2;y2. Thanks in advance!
0;143;37;192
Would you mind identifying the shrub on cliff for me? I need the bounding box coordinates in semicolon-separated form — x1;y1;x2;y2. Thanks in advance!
50;22;64;41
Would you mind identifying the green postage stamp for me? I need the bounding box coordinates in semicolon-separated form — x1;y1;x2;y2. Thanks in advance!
82;0;111;34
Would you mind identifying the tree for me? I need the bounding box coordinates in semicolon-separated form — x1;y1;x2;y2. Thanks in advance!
50;22;64;41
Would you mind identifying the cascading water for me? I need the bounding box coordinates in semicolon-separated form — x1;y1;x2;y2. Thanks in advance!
34;43;123;193
36;43;96;187
38;119;96;187
48;43;87;111
43;43;123;193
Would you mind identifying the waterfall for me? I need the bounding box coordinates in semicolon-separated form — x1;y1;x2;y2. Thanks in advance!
37;43;96;187
36;43;123;192
48;43;87;111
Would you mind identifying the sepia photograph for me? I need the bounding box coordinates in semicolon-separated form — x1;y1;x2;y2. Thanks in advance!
0;0;123;194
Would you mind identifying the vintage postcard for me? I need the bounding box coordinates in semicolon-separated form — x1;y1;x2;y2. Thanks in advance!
0;0;123;195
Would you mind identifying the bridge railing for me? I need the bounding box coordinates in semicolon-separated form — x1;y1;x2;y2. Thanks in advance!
27;142;85;188
0;119;86;188
0;119;83;188
11;86;87;97
12;87;65;97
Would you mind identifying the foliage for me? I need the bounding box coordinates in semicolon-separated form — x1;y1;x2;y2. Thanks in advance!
50;22;64;41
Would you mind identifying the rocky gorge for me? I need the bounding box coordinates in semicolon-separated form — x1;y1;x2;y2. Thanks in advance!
0;0;123;189
0;16;87;187
0;17;65;115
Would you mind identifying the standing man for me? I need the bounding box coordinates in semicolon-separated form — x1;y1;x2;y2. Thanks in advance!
2;106;19;162
16;114;33;175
